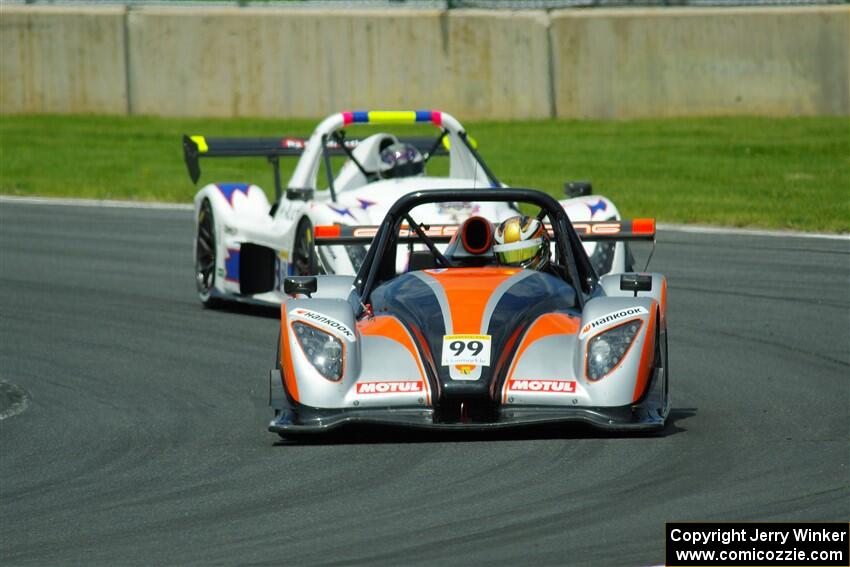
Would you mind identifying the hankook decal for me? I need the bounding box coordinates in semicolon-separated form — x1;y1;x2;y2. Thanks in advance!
579;307;648;339
290;308;355;342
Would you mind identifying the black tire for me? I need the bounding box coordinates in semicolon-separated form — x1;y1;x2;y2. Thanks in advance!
195;198;220;307
275;330;281;370
273;330;282;418
652;314;670;413
292;217;318;275
660;327;669;407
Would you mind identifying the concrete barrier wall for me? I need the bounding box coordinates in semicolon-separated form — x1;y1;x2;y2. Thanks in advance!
551;6;850;118
126;7;550;119
1;5;847;119
1;6;128;114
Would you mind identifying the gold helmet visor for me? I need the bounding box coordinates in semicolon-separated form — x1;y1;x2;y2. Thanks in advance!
492;238;543;266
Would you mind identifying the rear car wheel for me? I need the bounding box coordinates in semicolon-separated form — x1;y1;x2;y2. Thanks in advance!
195;199;220;307
292;218;318;275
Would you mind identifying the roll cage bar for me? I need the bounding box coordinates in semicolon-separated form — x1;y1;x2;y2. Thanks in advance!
183;110;500;206
289;110;500;199
352;188;598;310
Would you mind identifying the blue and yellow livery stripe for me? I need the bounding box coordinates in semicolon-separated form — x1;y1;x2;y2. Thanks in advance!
342;110;442;126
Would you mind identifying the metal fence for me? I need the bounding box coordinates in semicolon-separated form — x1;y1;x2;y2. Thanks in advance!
3;0;846;7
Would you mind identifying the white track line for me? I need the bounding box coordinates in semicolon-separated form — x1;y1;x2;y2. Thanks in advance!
2;194;847;240
656;222;849;241
0;195;192;211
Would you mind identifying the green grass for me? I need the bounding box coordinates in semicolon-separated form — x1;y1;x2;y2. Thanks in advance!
1;114;848;232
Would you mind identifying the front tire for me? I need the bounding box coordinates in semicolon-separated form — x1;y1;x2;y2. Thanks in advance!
660;327;669;410
292;218;318;275
195;198;220;307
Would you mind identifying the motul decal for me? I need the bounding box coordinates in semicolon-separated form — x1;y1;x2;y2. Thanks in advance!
356;381;424;394
290;308;355;342
508;380;576;393
579;306;648;339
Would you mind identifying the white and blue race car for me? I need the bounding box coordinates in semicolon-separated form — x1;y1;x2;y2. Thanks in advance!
183;110;631;307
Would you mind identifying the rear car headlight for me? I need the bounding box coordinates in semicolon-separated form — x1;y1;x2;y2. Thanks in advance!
588;241;616;276
586;320;642;381
345;244;368;272
292;322;344;381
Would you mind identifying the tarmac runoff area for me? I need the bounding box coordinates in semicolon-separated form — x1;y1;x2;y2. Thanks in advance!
0;198;847;565
0;380;31;421
2;194;847;240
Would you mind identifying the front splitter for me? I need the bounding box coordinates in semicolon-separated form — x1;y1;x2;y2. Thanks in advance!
268;403;668;436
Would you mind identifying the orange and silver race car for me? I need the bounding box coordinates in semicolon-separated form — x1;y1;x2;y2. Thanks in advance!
269;188;669;436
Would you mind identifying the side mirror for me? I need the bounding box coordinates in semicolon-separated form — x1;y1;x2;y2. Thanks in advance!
286;187;315;201
564;181;592;198
620;273;652;296
284;276;317;297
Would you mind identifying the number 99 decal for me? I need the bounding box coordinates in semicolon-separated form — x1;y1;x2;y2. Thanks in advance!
441;334;491;367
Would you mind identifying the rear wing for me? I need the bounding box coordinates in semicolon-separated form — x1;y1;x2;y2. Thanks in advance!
314;219;656;245
182;134;447;184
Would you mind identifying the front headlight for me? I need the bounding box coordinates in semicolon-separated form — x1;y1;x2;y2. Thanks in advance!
292;322;344;381
586;320;642;381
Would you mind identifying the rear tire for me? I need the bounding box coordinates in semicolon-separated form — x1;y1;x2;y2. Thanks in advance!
195;198;221;308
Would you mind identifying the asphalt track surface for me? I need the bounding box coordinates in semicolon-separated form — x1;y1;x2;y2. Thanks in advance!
1;202;847;566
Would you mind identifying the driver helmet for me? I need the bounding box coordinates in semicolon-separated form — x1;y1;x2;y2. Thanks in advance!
493;215;550;270
378;143;425;179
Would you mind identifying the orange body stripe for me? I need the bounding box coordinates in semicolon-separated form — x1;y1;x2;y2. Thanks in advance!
358;315;431;404
425;267;520;333
279;306;300;402
659;277;667;327
502;313;579;403
632;301;658;402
